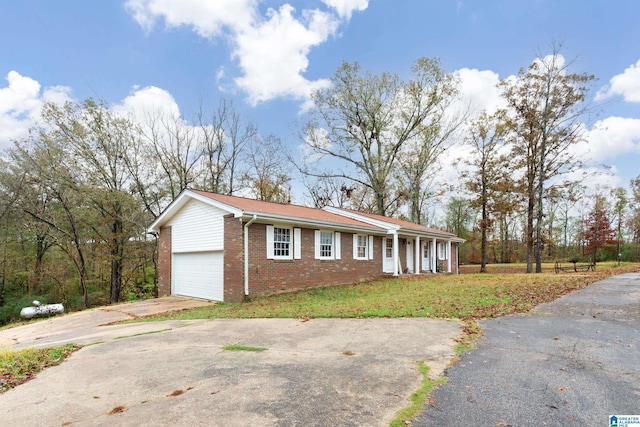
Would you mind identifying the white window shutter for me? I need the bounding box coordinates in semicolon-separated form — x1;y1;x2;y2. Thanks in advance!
314;230;321;259
353;234;358;259
335;232;341;259
294;228;301;259
368;235;374;259
266;225;274;259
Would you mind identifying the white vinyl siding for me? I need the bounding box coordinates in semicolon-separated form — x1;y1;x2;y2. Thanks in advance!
168;199;226;253
173;251;224;301
315;231;340;260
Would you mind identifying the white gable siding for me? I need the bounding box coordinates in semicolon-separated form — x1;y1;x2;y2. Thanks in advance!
168;199;227;253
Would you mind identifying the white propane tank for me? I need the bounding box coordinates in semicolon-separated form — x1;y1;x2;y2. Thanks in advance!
20;300;65;319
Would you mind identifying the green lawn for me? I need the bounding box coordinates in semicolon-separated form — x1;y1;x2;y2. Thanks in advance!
143;262;639;321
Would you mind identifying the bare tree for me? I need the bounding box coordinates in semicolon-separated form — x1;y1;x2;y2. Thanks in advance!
141;111;203;201
243;135;291;203
463;110;511;272
301;58;459;216
197;99;257;195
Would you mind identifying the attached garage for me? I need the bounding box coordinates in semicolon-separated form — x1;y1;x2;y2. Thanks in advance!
172;251;224;301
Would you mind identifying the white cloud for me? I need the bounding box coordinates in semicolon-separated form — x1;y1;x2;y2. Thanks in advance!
233;5;336;105
124;0;257;37
452;68;504;118
299;126;333;164
0;71;73;151
321;0;368;20
113;85;181;125
579;116;640;163
595;59;640;103
124;0;368;106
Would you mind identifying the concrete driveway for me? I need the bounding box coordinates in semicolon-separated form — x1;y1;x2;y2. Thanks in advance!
0;296;215;349
0;299;462;426
416;272;640;426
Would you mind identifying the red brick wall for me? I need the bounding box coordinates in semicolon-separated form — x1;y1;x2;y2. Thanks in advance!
157;226;172;297
222;223;383;302
223;215;245;303
163;216;460;303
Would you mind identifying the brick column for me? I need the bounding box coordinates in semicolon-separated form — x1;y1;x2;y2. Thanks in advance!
157;226;172;297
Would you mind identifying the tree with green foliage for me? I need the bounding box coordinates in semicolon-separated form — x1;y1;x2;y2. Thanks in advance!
42;100;149;304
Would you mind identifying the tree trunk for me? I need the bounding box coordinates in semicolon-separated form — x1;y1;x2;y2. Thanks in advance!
110;218;124;304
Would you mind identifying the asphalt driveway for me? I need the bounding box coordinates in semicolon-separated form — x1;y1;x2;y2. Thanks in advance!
0;303;461;426
416;272;640;426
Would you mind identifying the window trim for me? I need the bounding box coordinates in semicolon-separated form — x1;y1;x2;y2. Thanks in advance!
353;234;369;260
438;242;447;260
385;237;393;259
315;230;341;260
266;225;293;260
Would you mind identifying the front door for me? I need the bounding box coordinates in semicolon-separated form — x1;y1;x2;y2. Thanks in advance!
406;240;413;273
383;238;394;273
422;242;431;271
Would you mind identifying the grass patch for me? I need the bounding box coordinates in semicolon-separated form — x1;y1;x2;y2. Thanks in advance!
0;344;81;393
138;263;639;322
114;328;172;339
222;344;267;352
454;320;483;356
389;361;447;427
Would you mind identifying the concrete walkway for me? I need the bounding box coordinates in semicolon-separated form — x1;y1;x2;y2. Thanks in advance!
416;272;640;426
0;300;462;426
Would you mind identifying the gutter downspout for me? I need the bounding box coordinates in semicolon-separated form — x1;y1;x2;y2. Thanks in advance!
244;215;258;297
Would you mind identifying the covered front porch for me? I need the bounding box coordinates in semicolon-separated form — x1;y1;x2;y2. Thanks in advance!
382;233;460;276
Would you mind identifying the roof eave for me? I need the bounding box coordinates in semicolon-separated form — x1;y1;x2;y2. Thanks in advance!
240;212;385;234
147;189;242;234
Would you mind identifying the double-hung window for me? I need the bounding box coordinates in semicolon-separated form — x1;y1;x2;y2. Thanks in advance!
273;227;291;258
353;234;372;260
320;231;333;258
438;242;447;260
385;238;393;259
266;225;300;260
315;230;341;260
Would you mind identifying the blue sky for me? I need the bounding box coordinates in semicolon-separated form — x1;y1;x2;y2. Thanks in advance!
1;0;639;199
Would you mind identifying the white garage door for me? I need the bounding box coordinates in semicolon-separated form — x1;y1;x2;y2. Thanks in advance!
173;251;224;301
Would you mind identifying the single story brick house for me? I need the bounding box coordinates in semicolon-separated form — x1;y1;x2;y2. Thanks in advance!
147;189;465;303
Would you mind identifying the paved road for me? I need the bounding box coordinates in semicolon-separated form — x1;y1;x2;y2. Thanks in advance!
416;272;640;427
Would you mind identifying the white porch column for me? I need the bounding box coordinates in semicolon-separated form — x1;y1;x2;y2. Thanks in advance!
447;240;452;273
431;238;437;273
393;232;399;276
414;236;421;274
